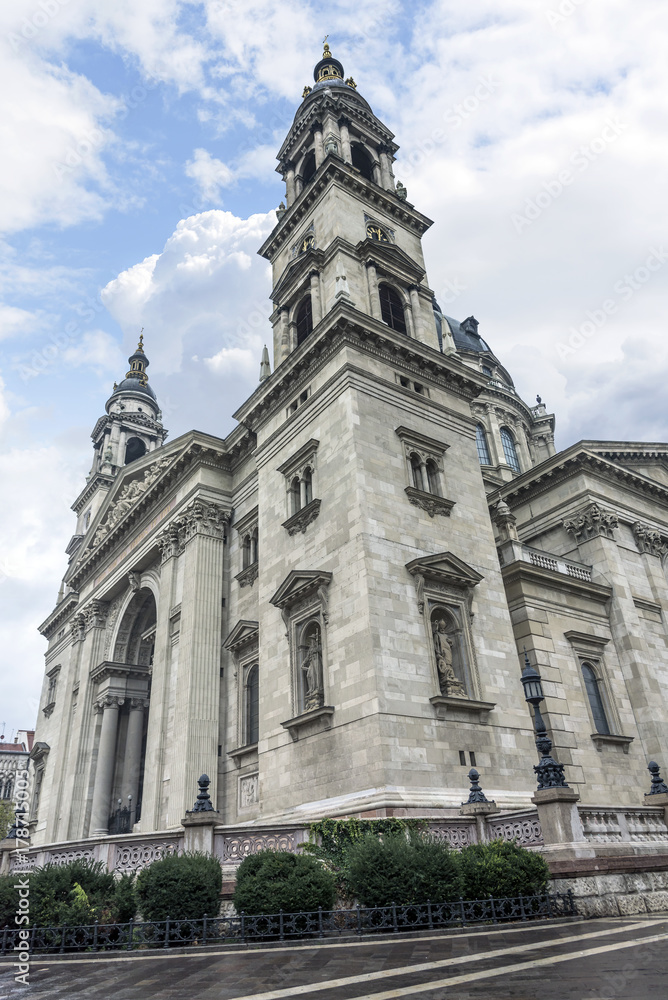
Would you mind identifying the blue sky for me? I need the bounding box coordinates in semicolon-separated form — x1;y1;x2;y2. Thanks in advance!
1;0;667;737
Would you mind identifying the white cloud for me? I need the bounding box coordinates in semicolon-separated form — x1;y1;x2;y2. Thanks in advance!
0;304;41;339
62;330;126;374
101;208;275;375
204;341;261;377
185;148;235;202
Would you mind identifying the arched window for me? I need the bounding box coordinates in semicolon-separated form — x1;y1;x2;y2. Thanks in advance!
410;453;424;491
242;534;252;569
290;476;301;515
426;459;440;496
245;664;259;745
351;143;374;181
296;295;313;345
301;150;316;185
581;662;610;735
251;528;258;564
482;365;493;377
379;284;407;334
500;427;520;473
302;467;313;506
124;437;146;465
476;425;491;465
3;777;13;800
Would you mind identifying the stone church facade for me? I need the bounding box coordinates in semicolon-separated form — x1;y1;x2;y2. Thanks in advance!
29;46;668;849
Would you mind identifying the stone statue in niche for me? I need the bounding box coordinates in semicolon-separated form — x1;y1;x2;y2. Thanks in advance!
300;623;324;712
432;617;467;698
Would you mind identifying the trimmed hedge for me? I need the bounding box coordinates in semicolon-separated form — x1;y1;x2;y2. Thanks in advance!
233;850;335;915
0;860;137;928
345;833;463;907
459;839;550;900
135;852;222;921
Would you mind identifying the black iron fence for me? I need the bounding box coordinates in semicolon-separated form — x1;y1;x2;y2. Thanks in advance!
0;891;575;955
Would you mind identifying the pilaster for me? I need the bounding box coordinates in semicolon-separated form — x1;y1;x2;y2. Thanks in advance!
168;499;231;825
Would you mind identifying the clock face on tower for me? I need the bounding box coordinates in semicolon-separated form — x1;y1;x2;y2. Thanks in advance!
299;233;315;254
366;223;390;243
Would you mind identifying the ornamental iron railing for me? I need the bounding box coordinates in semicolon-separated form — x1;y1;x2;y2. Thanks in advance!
0;891;576;954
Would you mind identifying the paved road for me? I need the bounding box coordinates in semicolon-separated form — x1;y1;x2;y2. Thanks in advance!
1;915;666;999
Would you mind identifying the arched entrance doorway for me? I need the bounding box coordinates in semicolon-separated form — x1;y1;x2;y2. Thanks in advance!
90;588;156;836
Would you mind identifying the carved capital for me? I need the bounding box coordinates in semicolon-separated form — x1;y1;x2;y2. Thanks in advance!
156;522;184;562
633;521;667;557
563;502;618;543
84;600;109;630
95;695;125;712
70;612;87;643
181;498;232;542
404;487;455;519
128;698;150;711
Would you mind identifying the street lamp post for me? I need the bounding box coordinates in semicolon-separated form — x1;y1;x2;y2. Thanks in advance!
521;650;568;790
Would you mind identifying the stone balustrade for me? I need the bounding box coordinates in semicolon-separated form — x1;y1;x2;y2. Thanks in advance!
579;806;668;845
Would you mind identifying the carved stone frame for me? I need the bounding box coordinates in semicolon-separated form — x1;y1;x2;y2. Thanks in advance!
563;630;631;752
269;570;334;740
224;620;260;769
395;426;456;518
405;552;495;723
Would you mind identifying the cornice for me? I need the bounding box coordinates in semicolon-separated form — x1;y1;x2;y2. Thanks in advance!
38;591;80;639
233;301;487;432
71;473;115;515
258;158;433;262
490;446;668;511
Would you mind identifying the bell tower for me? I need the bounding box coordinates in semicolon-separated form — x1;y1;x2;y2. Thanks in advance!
259;42;441;367
67;335;168;564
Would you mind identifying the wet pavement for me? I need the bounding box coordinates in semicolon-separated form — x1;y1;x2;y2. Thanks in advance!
0;914;666;999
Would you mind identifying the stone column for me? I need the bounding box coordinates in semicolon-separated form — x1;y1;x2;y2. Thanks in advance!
300;476;309;509
90;696;124;835
409;285;423;341
140;536;177;831
285;164;296;206
168;499;230;825
60;604;109;842
313;126;325;168
310;271;322;325
288;320;298;352
338;118;352;164
379;148;393;191
366;262;381;320
120;699;148;821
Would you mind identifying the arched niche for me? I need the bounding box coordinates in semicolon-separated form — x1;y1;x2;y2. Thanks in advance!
112;588;157;666
430;605;469;698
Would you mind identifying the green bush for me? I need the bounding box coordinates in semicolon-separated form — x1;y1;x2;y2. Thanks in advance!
459;839;550;900
233;851;335;915
0;802;14;840
30;859;118;927
346;833;463;907
135;853;222;921
0;874;19;928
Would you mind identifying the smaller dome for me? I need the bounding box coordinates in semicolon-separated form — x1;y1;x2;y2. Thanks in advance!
112;377;157;401
313;42;344;84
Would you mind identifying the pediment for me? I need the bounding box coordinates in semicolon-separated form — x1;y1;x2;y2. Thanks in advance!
224;620;259;652
585;444;668;489
405;552;483;589
269;569;333;610
358;239;425;283
74;444;192;567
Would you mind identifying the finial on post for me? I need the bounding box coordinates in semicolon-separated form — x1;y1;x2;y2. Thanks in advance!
466;768;488;804
137;328;145;353
648;760;668;795
189;773;214;813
